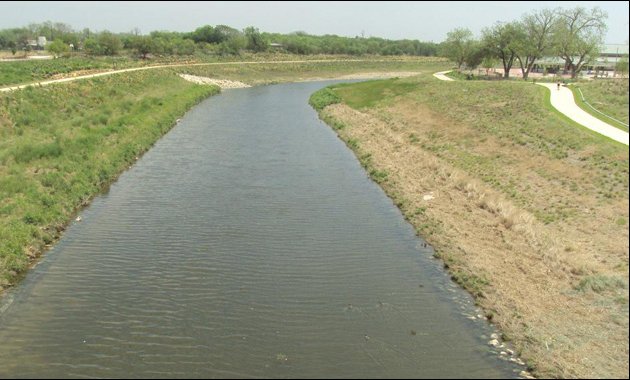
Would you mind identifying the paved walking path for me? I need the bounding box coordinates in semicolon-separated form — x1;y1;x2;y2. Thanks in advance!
432;70;628;145
433;70;454;81
537;83;628;145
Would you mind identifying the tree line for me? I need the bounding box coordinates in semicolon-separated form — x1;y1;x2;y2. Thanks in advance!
0;21;439;58
440;6;613;79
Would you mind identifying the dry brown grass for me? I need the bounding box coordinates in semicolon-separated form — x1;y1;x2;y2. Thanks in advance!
321;100;628;378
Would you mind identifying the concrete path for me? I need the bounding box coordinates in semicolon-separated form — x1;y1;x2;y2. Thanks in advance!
537;83;629;145
433;70;454;81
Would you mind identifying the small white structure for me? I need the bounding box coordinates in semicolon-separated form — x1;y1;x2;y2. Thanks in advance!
37;36;47;48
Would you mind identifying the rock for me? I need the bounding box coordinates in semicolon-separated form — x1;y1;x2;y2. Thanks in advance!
519;370;535;379
488;339;500;347
490;333;499;340
423;193;435;201
500;351;507;356
506;348;515;356
75;216;82;222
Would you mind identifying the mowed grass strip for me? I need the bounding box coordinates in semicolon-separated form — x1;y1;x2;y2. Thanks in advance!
0;69;218;288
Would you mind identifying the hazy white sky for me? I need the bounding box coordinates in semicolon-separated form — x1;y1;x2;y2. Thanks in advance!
0;1;627;44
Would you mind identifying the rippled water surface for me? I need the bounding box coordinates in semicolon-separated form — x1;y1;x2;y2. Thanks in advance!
0;82;519;378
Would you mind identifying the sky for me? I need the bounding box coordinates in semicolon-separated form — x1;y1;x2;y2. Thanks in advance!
0;1;628;44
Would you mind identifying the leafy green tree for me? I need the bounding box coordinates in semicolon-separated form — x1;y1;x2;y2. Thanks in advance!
213;25;241;44
482;22;521;78
464;41;486;70
97;31;122;55
83;38;101;55
132;36;154;59
175;39;196;55
440;28;475;69
47;39;69;56
189;25;215;43
553;7;607;78
513;9;558;80
244;27;268;52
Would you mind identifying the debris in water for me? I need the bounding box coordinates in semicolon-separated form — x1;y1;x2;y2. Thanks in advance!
75;216;82;222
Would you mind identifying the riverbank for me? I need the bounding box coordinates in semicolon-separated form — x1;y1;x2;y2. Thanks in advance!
0;59;448;295
0;70;219;291
310;75;629;378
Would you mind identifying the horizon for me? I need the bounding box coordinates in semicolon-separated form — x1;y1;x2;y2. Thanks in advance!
0;1;628;44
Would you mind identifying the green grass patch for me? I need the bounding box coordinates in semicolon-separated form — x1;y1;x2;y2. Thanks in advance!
575;275;627;293
0;69;218;287
309;87;341;111
333;78;418;109
0;57;130;87
570;82;629;132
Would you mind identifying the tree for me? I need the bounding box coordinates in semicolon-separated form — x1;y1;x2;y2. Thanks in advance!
189;25;215;43
244;27;268;52
554;7;607;78
440;28;475;69
83;38;100;55
513;9;558;80
132;36;154;59
616;55;629;77
47;39;69;56
481;56;499;76
464;41;485;70
218;34;246;55
97;31;122;56
213;25;241;44
175;39;196;56
482;22;520;78
8;41;17;55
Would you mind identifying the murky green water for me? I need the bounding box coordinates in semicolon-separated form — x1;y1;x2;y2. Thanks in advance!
0;82;520;378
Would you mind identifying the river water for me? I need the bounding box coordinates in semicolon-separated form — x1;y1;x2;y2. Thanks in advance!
0;82;520;378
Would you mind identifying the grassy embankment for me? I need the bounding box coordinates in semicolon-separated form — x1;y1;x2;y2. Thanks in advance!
0;57;446;292
171;56;446;85
0;70;219;289
570;79;629;132
0;53;444;88
0;56;170;87
310;75;628;378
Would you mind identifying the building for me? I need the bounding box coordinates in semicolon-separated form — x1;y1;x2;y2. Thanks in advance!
534;44;629;75
26;36;47;51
